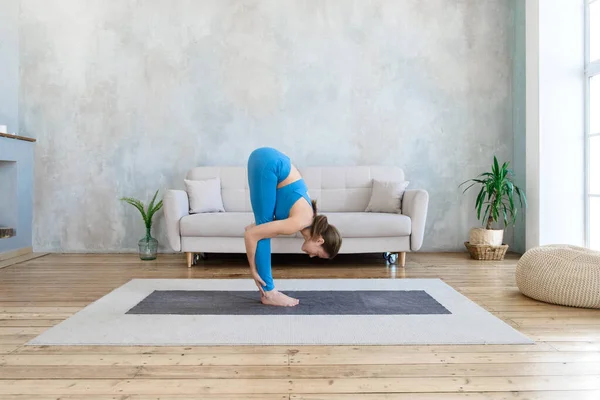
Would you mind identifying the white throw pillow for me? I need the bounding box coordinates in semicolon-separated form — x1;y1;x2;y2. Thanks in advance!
365;180;410;213
184;178;225;213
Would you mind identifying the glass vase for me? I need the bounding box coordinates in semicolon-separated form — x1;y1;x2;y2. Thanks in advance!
138;228;158;261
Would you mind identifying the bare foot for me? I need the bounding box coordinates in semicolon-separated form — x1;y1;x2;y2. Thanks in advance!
261;290;300;307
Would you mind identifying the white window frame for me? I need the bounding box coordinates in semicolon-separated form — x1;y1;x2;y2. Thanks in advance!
585;0;600;248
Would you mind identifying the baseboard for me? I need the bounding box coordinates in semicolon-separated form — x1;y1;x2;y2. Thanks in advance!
0;246;32;262
0;247;48;270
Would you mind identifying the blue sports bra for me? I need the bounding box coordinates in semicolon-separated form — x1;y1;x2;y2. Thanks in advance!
274;179;312;220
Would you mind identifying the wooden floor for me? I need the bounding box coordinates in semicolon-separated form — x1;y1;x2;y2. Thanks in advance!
0;251;599;399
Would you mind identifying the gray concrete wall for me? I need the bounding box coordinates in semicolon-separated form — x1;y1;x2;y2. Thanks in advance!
20;0;516;252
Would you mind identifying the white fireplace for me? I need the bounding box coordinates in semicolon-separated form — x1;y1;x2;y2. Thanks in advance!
0;134;34;254
0;160;17;238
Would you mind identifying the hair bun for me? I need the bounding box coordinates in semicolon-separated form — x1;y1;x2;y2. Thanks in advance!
310;214;330;238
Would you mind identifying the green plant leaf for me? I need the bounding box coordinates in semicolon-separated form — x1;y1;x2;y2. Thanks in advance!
491;195;498;222
507;185;515;214
461;182;478;193
148;200;163;221
458;178;471;187
486;181;494;201
493;156;499;176
501;161;509;180
147;190;159;218
152;199;163;214
516;186;527;208
505;180;514;193
476;186;486;219
120;197;147;222
143;190;160;229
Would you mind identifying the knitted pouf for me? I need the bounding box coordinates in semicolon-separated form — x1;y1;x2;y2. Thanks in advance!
516;244;600;309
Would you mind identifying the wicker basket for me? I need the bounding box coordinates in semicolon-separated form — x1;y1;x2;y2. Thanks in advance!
464;241;509;261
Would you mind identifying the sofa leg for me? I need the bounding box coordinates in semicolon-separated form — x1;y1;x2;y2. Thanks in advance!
399;252;406;267
186;252;193;268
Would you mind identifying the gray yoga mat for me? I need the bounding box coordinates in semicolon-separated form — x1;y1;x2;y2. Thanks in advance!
126;290;451;315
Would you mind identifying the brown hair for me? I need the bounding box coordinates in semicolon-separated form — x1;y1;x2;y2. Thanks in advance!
309;200;342;259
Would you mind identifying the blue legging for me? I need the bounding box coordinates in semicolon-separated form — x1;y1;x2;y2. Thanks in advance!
247;148;291;292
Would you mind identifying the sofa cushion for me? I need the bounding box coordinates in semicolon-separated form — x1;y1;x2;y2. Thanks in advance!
365;180;410;213
180;211;411;238
324;212;411;238
184;178;225;213
181;212;256;237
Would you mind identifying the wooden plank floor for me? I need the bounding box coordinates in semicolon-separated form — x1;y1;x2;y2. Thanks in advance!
0;251;599;399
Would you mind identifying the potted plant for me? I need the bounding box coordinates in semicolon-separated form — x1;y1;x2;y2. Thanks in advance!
120;190;163;260
460;156;527;260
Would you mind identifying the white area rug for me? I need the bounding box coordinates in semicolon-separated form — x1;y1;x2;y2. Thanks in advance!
28;279;533;346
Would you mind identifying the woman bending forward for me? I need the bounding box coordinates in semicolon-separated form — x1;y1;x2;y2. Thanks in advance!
244;147;342;307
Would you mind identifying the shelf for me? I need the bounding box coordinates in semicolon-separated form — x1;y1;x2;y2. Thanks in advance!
0;133;36;142
0;227;16;239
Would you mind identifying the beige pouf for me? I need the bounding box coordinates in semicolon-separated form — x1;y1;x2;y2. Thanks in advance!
516;245;600;309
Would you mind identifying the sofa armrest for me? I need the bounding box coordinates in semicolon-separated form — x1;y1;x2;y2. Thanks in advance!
402;189;429;251
163;189;189;252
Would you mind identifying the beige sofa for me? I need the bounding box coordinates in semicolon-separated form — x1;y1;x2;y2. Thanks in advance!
164;166;429;267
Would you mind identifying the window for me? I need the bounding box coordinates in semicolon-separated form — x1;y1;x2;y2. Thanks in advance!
586;0;600;250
